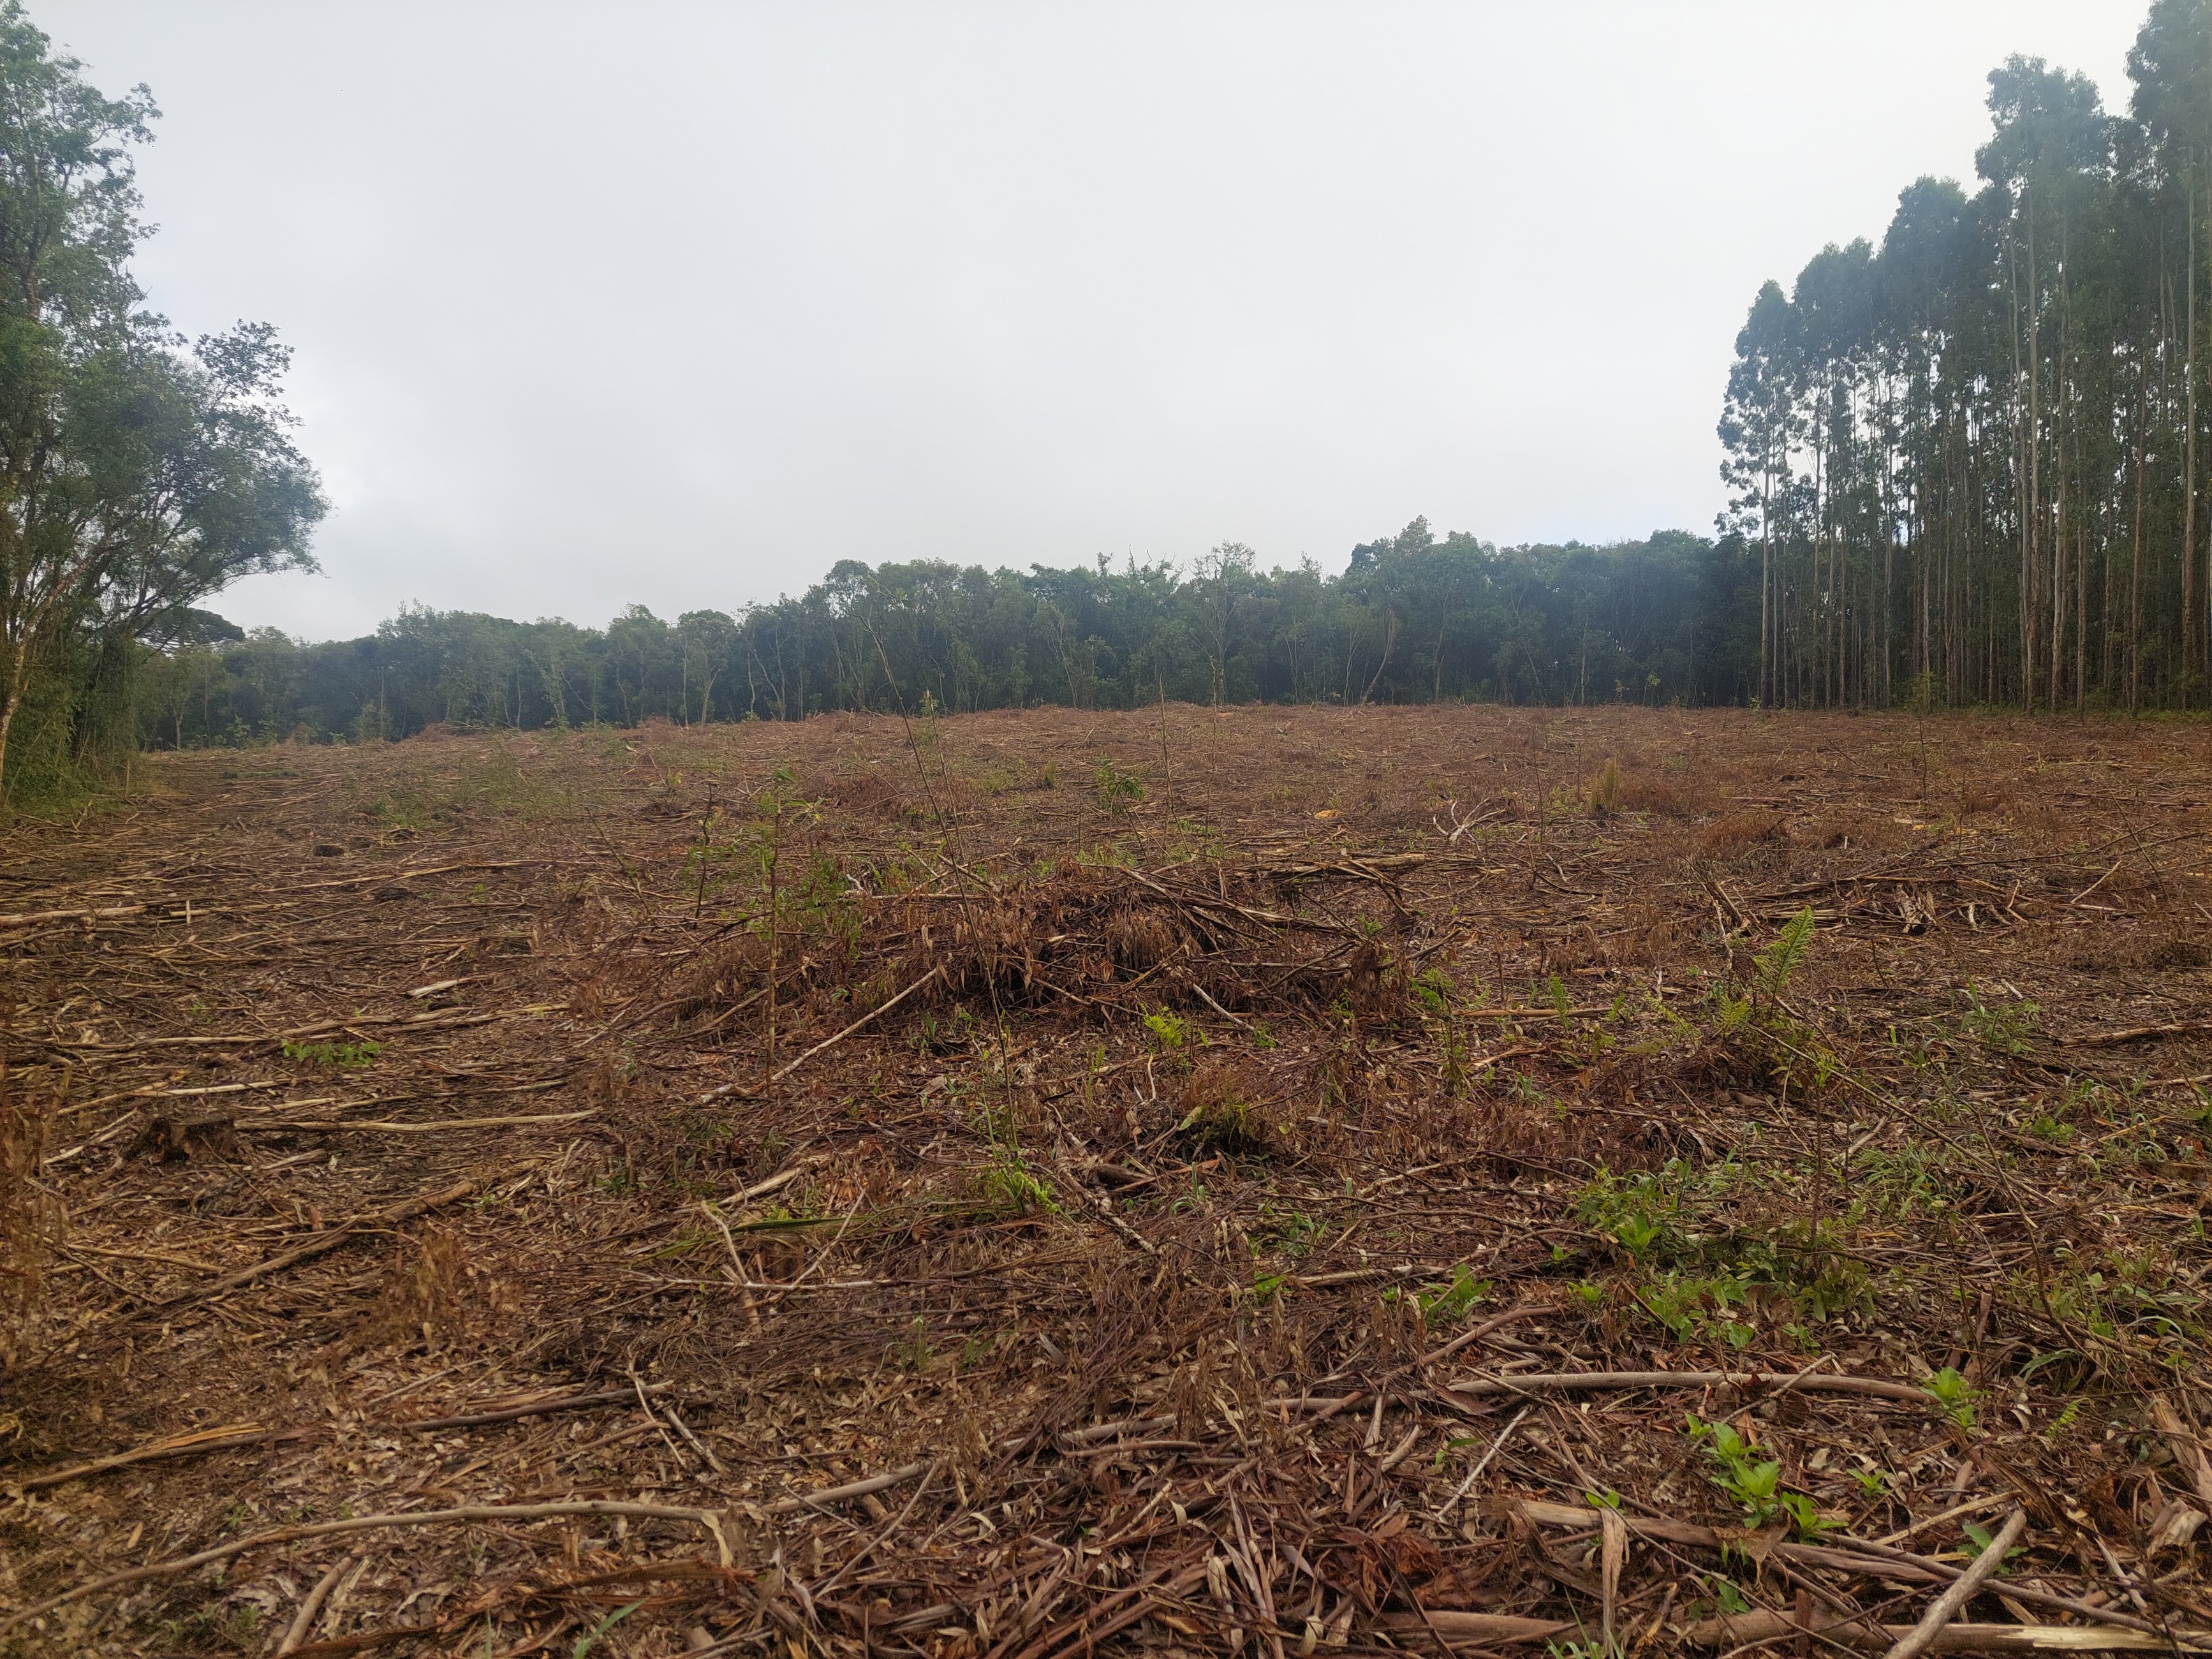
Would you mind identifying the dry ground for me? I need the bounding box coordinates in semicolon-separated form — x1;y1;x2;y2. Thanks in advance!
3;703;2212;1657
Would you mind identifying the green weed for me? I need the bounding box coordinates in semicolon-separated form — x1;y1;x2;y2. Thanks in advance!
573;1604;643;1658
1962;1520;2026;1570
1755;906;1815;997
1255;1206;1327;1258
976;1149;1058;1216
1144;1010;1193;1052
1394;1264;1487;1324
1685;1413;1824;1537
1094;760;1145;812
1924;1366;1975;1427
1960;983;2039;1055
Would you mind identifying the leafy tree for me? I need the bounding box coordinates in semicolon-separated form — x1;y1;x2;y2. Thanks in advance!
0;4;321;798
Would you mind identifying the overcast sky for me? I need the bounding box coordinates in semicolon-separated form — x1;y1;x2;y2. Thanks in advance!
40;1;2139;640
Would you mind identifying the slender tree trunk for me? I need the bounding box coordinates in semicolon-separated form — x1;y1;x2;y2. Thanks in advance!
0;674;19;792
1760;441;1773;705
2133;358;2148;714
2026;198;2043;716
2186;174;2200;708
2010;229;2033;712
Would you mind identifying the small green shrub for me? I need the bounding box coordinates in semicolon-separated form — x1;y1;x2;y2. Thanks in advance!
1686;1413;1824;1536
1144;1009;1191;1051
1397;1264;1487;1324
1960;983;2039;1054
976;1150;1057;1216
1094;760;1145;812
1924;1365;1976;1427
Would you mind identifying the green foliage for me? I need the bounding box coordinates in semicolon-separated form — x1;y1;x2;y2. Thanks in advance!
1924;1366;1976;1427
1578;1161;1871;1339
1962;1520;2025;1570
1576;1161;1716;1260
1686;1413;1824;1536
126;522;1802;770
1960;984;2039;1056
1144;1010;1192;1051
283;1038;380;1069
0;11;324;805
1755;908;1816;997
1254;1205;1327;1258
573;1604;643;1658
976;1149;1058;1216
1412;968;1456;1016
1640;1272;1757;1348
1393;1264;1488;1324
1094;760;1145;812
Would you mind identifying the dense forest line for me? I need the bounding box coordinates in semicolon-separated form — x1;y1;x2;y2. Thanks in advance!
11;2;2212;799
131;527;1750;747
1720;0;2212;712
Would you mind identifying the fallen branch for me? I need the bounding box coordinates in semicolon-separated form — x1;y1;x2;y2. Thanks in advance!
0;1499;734;1636
1514;1501;2170;1638
769;965;943;1084
0;903;145;929
251;1110;594;1134
1450;1368;1934;1405
149;1163;531;1312
1882;1507;2028;1658
1378;1611;1572;1646
42;1004;563;1054
7;1423;320;1494
2072;1019;2212;1047
394;1382;674;1433
276;1554;358;1655
763;1460;930;1514
1681;1611;2179;1652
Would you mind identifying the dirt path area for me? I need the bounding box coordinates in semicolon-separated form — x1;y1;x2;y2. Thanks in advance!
4;705;2212;1656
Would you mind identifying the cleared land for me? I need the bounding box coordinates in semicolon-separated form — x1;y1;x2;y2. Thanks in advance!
3;704;2212;1657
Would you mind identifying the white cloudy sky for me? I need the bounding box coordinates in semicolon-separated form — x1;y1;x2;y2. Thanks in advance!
40;1;2138;640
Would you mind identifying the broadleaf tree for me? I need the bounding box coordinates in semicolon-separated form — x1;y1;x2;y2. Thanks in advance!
0;2;323;798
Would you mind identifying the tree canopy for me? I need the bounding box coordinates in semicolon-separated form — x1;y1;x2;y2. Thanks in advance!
1718;0;2212;712
0;1;323;799
136;527;1754;748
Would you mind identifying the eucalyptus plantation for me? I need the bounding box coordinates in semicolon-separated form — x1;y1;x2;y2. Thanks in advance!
1718;0;2212;712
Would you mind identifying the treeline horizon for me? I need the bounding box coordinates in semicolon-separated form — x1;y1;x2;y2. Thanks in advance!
19;0;2212;802
140;525;1769;748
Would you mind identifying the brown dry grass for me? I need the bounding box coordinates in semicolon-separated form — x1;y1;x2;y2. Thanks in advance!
1;704;2210;1656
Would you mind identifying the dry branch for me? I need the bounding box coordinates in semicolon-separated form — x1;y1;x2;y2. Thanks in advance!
0;1499;734;1635
149;1164;527;1310
6;1422;319;1493
1448;1369;1935;1404
1679;1612;2183;1652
